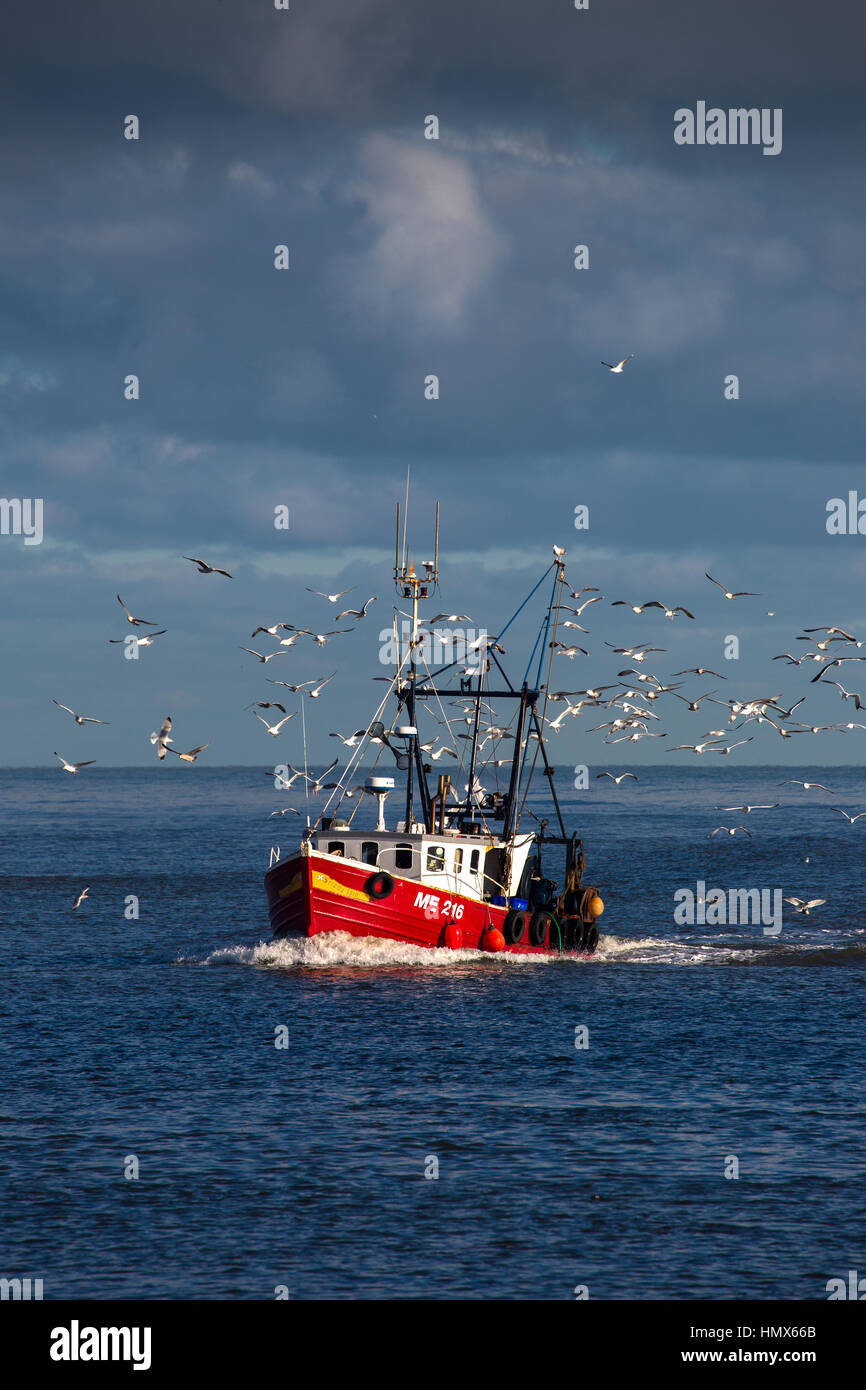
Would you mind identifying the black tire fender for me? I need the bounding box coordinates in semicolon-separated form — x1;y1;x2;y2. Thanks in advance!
366;871;395;900
528;910;550;947
503;909;527;944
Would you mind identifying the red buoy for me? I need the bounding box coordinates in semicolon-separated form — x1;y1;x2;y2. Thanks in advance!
482;927;505;953
443;922;463;950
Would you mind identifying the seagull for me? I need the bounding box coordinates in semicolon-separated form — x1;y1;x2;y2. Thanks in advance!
329;731;364;747
718;804;780;814
428;613;471;624
708;826;751;837
277;631;307;647
270;767;306;789
811;656;866;682
669;740;724;755
803;626;857;641
54;753;96;773
116;594;159;626
605;643;666;661
596;772;637;784
72;886;90;909
254;713;297;736
109;630;167;647
611;600;653;614
239;647;289;663
428;745;458;760
246;701;287;714
250;623;286;639
828;808;866;825
781;780;835;793
601;354;634;373
705;573;759;599
269;807;302;818
550;642;588;658
266;678;319;693
552;545;566;562
306;588;354;603
335;597;377;621
797;634;852;651
821;681;863;709
52;701;109;726
150;717;173;760
642;602;695;620
708;738;754;755
671;668;727;679
672;691;719;712
308;630;352;647
167;743;210;763
299;760;340;793
784;897;826;915
562;621;590;633
309;673;336;698
183;556;232;577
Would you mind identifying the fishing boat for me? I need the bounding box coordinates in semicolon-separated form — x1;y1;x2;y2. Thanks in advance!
264;499;605;956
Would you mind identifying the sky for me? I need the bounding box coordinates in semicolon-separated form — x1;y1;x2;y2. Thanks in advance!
2;0;866;767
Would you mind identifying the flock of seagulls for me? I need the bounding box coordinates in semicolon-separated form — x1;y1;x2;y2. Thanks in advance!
53;539;860;930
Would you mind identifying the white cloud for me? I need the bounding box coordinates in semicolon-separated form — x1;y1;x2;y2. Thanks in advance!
334;135;509;334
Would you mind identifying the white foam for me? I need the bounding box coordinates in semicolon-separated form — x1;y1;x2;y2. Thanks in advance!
200;931;556;970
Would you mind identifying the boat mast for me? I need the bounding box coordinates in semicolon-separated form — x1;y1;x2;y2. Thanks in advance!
395;489;438;833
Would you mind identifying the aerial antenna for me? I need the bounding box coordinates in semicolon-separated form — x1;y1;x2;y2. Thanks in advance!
401;464;410;572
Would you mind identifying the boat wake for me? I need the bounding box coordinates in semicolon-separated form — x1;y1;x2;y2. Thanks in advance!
189;930;866;971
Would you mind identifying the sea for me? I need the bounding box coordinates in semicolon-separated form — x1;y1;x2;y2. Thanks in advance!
1;764;864;1300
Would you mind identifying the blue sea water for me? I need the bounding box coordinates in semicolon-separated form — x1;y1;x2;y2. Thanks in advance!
1;764;865;1300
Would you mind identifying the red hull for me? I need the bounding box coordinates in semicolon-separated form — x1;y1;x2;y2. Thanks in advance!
265;849;594;956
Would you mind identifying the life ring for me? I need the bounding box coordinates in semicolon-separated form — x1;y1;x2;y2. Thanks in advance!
503;909;527;944
366;871;395;900
528;910;550;947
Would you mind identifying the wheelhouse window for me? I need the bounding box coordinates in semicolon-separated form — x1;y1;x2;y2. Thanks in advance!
454;848;463;873
327;841;345;857
361;841;378;866
469;849;480;872
394;843;413;870
426;845;446;872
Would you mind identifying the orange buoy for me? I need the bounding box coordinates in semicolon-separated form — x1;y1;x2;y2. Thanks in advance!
443;922;464;950
588;895;604;919
482;927;505;953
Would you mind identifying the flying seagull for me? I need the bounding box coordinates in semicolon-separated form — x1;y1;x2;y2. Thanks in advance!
784;897;826;915
52;701;109;726
705;574;759;599
239;647;288;664
183;557;232;577
672;668;727;679
72;886;90;910
596;772;638;784
708;825;752;837
309;673;336;698
167;743;210;763
717;804;779;814
246;701;287;714
54;753;96;773
335;597;377;621
116;594;159;626
109;630;166;648
781;780;835;793
269;807;302;818
150;717;173;760
306;588;354;603
828;808;866;825
601;354;634;373
254;713;297;736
